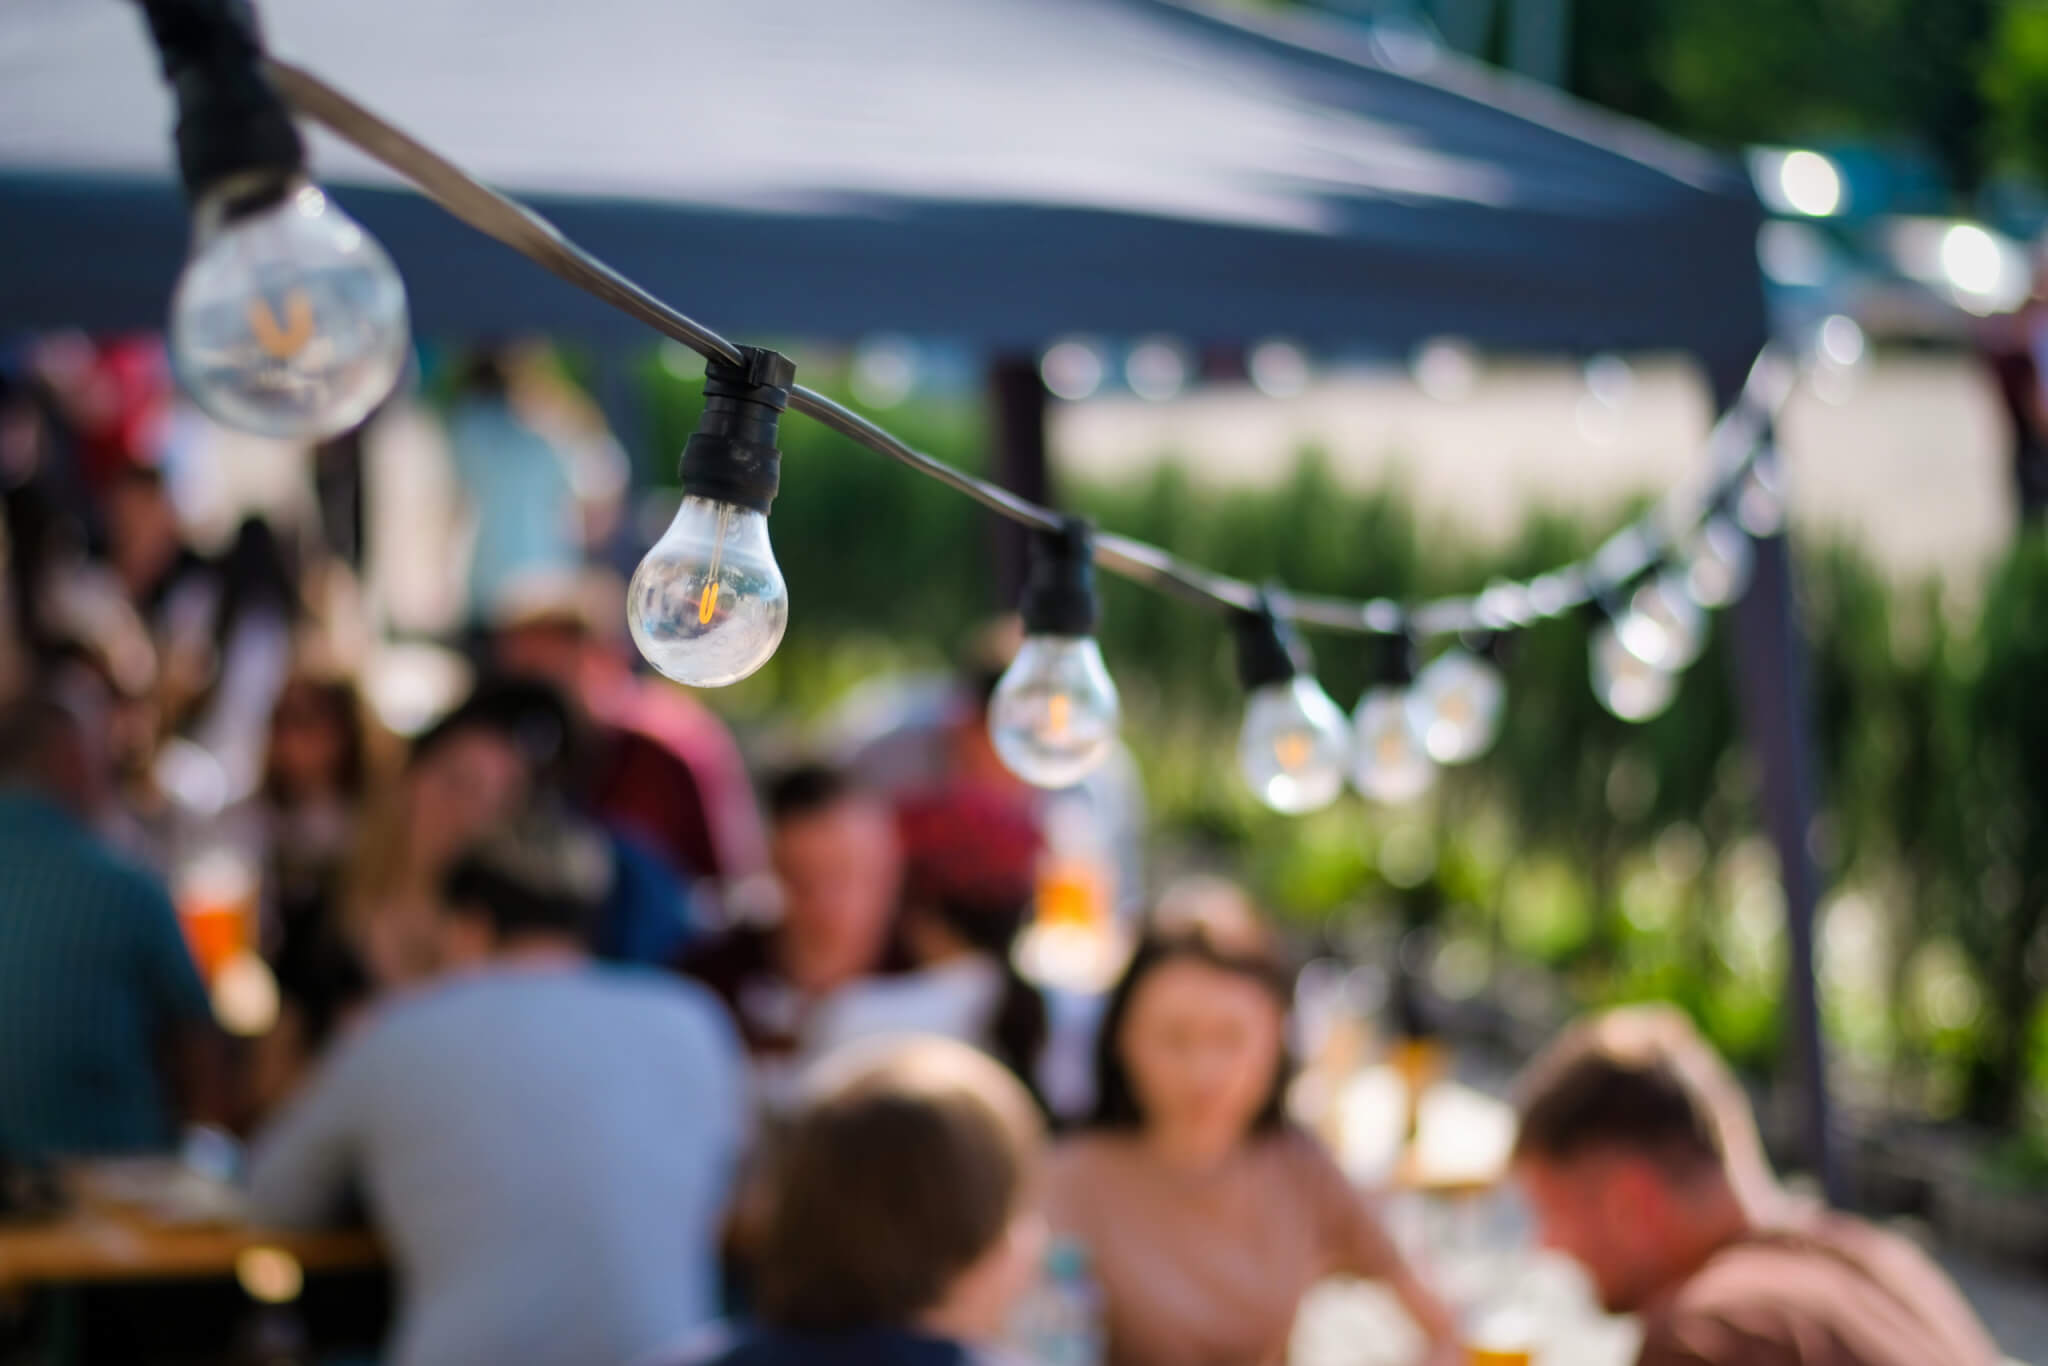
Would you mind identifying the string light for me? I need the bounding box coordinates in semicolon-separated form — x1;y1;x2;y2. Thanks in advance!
627;348;793;687
1590;598;1680;722
1617;569;1708;672
1351;636;1437;803
989;518;1121;789
142;0;408;439
1234;598;1350;814
1684;516;1755;609
135;39;1815;801
1406;637;1506;764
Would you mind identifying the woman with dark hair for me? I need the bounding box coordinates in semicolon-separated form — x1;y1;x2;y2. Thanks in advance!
1045;881;1459;1366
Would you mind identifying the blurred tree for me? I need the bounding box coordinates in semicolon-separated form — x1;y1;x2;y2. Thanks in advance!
1984;1;2048;183
1571;0;1999;193
1939;531;2048;1127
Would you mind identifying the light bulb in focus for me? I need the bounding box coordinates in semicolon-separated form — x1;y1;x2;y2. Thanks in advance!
1350;685;1437;803
1617;573;1707;671
989;637;1121;789
1591;618;1678;721
1240;675;1351;813
170;178;409;440
1685;517;1754;609
628;495;788;687
1405;647;1505;764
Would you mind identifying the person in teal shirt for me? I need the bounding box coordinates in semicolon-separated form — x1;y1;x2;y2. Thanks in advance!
0;690;217;1158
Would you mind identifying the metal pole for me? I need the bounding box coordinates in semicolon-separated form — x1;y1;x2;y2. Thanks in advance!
1722;423;1843;1206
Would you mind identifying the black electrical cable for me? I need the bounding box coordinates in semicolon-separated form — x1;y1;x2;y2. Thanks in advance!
262;57;1798;640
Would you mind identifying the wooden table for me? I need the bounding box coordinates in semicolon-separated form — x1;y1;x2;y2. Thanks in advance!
0;1163;381;1294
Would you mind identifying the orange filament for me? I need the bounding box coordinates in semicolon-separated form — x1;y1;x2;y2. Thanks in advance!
247;290;315;359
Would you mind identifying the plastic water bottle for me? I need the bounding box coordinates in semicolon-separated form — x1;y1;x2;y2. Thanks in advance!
1014;1236;1105;1366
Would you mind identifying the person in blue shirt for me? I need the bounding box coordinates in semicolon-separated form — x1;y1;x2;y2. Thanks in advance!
654;1036;1046;1366
249;812;745;1366
0;686;224;1157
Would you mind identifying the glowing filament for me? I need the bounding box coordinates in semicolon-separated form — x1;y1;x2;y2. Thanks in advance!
1046;692;1071;738
247;290;315;359
697;581;720;624
1275;732;1312;771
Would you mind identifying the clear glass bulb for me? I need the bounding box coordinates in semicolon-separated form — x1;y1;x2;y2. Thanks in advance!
1591;619;1678;721
628;495;788;687
1405;648;1505;764
1685;517;1754;609
1737;460;1786;538
989;636;1121;789
170;178;409;440
1240;675;1351;814
1350;685;1437;803
1617;573;1707;672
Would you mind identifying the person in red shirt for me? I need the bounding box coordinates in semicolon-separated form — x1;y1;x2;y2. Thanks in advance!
1512;1006;2000;1366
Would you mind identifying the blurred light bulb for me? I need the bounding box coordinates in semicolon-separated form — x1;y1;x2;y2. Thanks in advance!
1618;573;1707;671
1685;518;1755;609
1406;648;1505;764
628;495;787;687
1591;619;1678;721
1778;150;1843;217
1240;675;1350;814
1351;685;1437;803
1249;339;1311;398
1738;457;1787;537
990;637;1121;789
170;178;408;440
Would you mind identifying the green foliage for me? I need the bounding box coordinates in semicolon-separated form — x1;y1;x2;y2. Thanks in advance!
1984;2;2048;183
1568;0;2005;192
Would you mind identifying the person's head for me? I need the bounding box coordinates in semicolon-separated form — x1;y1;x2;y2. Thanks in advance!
0;688;103;817
487;570;622;700
1089;879;1294;1164
757;1036;1046;1343
766;763;903;994
1511;1005;1769;1314
438;810;609;966
894;782;1041;964
402;678;575;874
264;674;370;805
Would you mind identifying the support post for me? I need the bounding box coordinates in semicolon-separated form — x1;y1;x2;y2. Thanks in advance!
1709;354;1842;1206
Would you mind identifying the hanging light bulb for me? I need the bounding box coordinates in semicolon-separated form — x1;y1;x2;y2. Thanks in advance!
140;0;409;440
1590;601;1679;722
989;517;1121;789
1684;515;1754;609
628;348;793;687
171;177;409;439
1617;569;1708;672
1737;447;1788;538
1234;597;1349;814
1351;636;1436;803
1405;637;1506;764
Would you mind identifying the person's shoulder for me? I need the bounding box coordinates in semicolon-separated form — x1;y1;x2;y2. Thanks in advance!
592;966;746;1049
1253;1123;1353;1188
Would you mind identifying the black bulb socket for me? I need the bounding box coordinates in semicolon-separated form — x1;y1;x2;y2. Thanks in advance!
677;346;794;514
1234;593;1308;692
138;0;306;204
1019;517;1099;637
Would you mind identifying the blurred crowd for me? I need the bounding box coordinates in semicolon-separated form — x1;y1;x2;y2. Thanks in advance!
0;334;2009;1366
